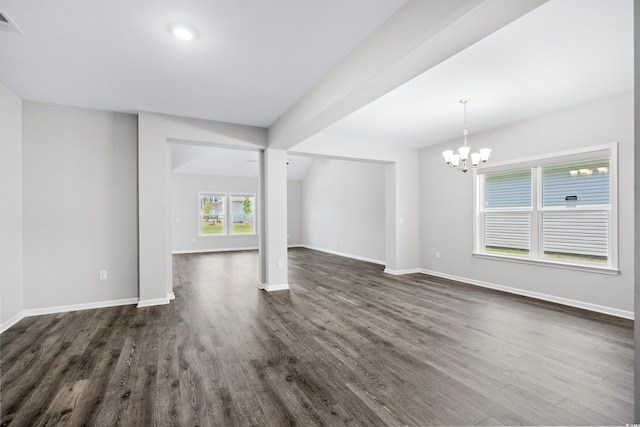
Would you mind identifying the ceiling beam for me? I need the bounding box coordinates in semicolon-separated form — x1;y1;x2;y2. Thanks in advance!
267;0;548;150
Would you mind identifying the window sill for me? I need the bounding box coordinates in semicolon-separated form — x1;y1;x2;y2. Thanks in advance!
472;252;619;276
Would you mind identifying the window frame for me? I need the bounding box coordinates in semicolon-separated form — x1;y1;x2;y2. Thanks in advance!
472;144;618;275
229;193;257;235
198;192;227;236
482;168;533;257
197;192;258;237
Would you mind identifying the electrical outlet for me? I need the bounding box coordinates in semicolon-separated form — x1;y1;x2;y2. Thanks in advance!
277;260;283;268
436;251;441;259
99;270;108;280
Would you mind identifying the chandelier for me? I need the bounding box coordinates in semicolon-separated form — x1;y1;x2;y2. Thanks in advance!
442;98;491;173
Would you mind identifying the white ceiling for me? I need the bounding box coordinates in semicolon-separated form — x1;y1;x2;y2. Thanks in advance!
321;0;633;148
0;0;406;127
0;0;632;178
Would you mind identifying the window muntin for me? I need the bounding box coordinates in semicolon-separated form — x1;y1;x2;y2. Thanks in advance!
230;194;255;235
475;146;616;271
199;192;225;235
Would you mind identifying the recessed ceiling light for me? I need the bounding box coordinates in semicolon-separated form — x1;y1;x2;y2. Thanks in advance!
171;24;196;41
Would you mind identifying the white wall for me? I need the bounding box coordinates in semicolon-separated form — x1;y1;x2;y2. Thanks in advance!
171;173;259;252
302;158;386;264
420;92;634;316
22;102;139;310
0;84;23;330
292;138;420;272
287;180;303;246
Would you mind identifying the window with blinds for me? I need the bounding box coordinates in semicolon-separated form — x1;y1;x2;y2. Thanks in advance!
483;169;531;255
474;145;617;272
540;158;610;264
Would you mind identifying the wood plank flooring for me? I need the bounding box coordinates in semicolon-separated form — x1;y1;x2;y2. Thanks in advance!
1;248;634;425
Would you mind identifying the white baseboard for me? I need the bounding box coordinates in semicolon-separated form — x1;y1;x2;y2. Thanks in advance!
299;245;385;265
258;283;290;292
1;294;179;334
419;269;634;320
384;268;422;275
172;247;258;255
1;312;25;334
24;297;139;317
137;297;170;308
1;297;140;333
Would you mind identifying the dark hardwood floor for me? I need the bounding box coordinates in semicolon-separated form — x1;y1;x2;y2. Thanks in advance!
1;248;634;426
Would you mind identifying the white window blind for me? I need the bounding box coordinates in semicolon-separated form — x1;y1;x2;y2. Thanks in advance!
542;211;608;258
484;212;530;253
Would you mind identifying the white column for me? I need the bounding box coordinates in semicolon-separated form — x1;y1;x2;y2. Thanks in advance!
385;162;397;271
258;148;289;291
138;114;171;307
384;153;420;275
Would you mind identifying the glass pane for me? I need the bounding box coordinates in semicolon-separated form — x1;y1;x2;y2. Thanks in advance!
230;194;255;234
200;193;225;235
484;212;530;255
484;169;532;209
542;211;608;264
542;158;610;207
